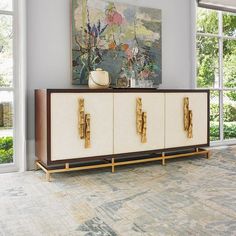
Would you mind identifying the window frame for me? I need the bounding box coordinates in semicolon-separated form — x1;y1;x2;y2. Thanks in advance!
0;0;26;173
195;6;236;146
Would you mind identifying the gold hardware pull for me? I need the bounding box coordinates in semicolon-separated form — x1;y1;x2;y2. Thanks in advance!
183;97;193;138
79;98;85;139
183;97;189;131
141;112;147;143
78;98;91;148
136;97;142;134
136;97;147;143
188;110;193;138
85;114;91;148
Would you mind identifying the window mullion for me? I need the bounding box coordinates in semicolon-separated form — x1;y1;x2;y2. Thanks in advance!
219;90;224;141
218;11;224;142
196;32;236;41
218;11;223;89
197;32;219;38
0;88;14;91
0;10;14;16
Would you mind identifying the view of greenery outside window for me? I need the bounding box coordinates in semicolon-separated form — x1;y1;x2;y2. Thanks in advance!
0;0;14;164
196;8;236;142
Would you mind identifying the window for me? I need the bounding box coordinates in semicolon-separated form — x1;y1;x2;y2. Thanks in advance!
0;0;14;167
196;8;236;144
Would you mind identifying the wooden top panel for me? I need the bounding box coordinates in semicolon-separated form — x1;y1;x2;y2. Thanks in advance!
35;88;210;94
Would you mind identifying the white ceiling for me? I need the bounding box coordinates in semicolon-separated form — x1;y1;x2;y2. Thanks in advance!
199;0;236;12
199;0;236;8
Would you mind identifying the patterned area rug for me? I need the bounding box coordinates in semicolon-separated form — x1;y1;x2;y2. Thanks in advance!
0;146;236;236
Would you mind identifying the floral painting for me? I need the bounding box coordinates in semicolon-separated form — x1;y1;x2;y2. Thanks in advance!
72;0;162;86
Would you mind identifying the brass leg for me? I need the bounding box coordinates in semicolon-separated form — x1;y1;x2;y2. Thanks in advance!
35;161;39;171
65;163;69;169
162;152;166;166
46;172;51;182
206;151;210;159
162;158;166;166
111;158;115;173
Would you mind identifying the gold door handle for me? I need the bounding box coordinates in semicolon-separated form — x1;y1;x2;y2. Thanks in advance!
183;97;193;138
78;98;91;148
85;114;91;148
136;97;143;135
183;97;189;131
79;98;85;139
141;112;147;143
136;97;147;143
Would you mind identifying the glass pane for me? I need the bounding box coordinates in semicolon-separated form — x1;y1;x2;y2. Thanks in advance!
197;8;218;34
0;0;12;11
0;15;13;88
0;91;13;164
223;39;236;88
210;90;220;141
223;91;236;140
197;36;219;88
223;12;236;37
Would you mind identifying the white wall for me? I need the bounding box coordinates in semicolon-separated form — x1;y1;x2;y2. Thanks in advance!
27;0;194;168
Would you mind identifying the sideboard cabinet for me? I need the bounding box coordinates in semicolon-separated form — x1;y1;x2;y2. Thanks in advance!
35;89;209;180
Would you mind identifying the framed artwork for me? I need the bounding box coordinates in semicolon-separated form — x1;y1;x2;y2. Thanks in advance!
71;0;162;86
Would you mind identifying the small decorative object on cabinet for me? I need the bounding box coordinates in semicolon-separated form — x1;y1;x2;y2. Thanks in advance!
35;89;210;181
116;77;129;88
116;71;129;88
88;68;110;89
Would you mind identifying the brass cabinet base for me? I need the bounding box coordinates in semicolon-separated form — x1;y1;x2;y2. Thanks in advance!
35;148;210;182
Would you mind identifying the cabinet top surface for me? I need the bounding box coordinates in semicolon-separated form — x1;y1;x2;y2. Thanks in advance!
36;88;209;93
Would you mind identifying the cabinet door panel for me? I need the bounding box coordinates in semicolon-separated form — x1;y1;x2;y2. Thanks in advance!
165;93;208;148
114;93;165;154
50;93;113;160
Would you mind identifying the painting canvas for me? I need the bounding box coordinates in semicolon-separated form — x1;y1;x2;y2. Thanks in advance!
72;0;162;86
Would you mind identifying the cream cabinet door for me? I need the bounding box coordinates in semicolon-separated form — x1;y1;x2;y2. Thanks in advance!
165;92;208;148
114;93;165;154
50;93;113;160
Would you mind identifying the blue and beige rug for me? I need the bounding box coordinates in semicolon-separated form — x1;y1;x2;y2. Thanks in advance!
0;146;236;235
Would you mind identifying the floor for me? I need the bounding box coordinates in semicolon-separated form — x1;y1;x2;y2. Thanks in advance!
0;146;236;236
